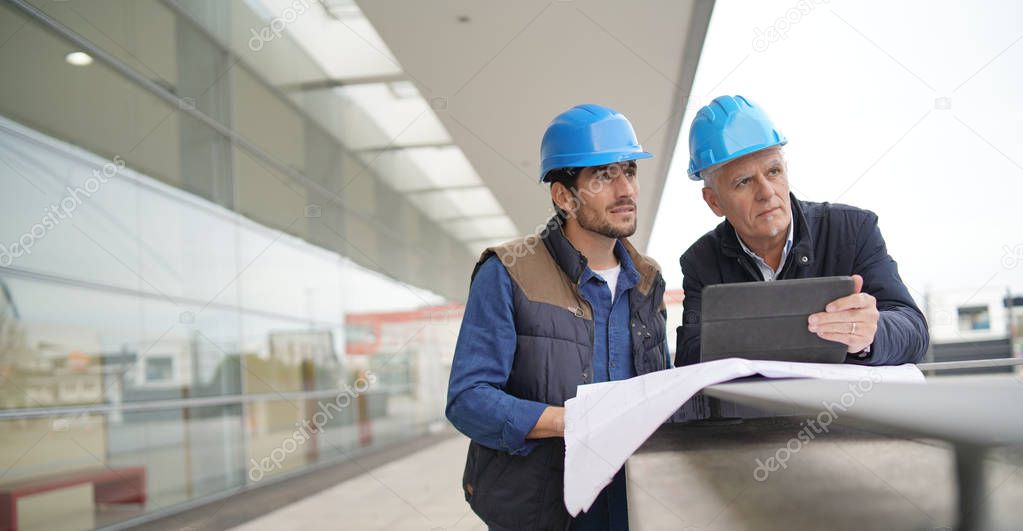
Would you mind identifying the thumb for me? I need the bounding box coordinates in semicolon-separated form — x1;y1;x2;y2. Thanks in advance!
851;274;863;294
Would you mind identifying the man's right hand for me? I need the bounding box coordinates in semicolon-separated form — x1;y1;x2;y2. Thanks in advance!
526;406;565;439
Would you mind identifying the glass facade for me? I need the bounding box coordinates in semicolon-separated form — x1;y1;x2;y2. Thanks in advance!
0;1;464;528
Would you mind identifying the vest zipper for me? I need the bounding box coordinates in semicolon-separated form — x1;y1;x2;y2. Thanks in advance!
576;293;594;383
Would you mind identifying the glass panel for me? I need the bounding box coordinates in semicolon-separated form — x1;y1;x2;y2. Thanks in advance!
0;277;142;410
233;68;307;172
136;182;240;307
0;117;141;291
0;1;458;527
243;398;309;482
24;0;179;92
958;305;991;331
0;3;184;193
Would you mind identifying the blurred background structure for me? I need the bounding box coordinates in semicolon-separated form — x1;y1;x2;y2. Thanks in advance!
0;0;1019;530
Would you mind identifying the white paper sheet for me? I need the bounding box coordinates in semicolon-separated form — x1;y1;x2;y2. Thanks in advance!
562;358;925;516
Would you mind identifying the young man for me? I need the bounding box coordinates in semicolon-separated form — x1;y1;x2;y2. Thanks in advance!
447;104;670;530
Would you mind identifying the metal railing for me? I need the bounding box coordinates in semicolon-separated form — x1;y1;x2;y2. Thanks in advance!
916;358;1023;371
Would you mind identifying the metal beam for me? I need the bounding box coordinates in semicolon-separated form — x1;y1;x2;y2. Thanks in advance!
434;213;509;223
0;386;405;420
404;184;487;196
917;358;1023;371
352;141;454;153
279;73;408;93
8;0;474;299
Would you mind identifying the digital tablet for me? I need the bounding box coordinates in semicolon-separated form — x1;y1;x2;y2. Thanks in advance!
700;276;856;364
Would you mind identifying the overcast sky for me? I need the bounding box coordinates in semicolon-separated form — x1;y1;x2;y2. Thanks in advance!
647;0;1023;305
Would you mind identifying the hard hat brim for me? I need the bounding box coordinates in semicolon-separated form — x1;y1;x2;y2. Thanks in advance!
688;140;787;181
540;151;654;183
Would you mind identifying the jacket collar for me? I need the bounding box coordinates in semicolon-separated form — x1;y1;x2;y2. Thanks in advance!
541;215;661;296
541;216;588;284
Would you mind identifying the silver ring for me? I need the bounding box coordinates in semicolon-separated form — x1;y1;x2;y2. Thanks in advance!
850;322;857;335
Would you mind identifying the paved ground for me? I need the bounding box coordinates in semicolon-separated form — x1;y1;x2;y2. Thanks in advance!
228;435;484;531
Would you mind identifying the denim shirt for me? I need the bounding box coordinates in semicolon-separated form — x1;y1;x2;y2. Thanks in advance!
568;241;639;530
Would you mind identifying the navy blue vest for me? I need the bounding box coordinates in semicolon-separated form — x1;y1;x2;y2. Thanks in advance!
462;217;667;529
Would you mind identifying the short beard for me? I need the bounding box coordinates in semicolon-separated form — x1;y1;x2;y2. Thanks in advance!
575;205;637;239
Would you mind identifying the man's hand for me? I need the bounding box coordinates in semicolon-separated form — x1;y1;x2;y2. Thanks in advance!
526;406;565;439
808;274;879;354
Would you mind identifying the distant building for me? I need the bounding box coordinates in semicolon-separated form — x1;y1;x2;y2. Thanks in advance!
921;286;1022;373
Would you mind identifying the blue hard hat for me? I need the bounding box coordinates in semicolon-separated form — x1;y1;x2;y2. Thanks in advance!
687;95;786;180
539;104;653;183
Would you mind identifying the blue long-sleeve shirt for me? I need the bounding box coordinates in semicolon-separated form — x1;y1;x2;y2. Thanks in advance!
444;254;549;456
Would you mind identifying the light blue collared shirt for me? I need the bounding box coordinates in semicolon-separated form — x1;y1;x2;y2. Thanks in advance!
736;213;794;281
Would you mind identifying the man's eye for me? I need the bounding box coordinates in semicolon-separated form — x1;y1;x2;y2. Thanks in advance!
768;168;780;176
735;178;749;188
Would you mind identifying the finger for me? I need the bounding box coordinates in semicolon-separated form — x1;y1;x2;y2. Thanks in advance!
809;321;860;335
825;292;871;313
809;307;867;326
809;311;842;326
816;331;858;346
816;332;871;353
851;274;863;294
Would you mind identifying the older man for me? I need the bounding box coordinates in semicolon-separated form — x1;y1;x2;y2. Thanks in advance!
676;95;928;367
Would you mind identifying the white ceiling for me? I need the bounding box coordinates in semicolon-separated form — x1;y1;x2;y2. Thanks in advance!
247;0;521;253
355;0;714;251
248;0;712;255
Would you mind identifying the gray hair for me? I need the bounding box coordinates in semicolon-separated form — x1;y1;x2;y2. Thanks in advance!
700;164;723;191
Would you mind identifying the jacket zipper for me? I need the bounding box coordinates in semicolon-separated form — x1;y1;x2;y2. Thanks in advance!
736;255;762;281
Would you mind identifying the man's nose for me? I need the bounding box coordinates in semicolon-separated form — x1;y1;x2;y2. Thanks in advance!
753;173;774;201
614;174;637;198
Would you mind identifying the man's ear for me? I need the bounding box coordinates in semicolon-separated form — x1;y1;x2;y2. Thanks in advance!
702;186;725;217
551;182;574;214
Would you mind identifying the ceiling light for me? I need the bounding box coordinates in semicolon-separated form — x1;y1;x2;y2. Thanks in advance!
65;51;93;66
388;81;419;99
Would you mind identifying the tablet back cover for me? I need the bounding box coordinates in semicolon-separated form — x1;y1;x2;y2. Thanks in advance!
700;276;855;363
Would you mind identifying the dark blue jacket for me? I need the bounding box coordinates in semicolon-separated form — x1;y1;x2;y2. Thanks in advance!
676;194;929;367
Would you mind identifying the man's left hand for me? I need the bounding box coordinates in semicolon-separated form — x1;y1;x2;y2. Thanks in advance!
808;274;878;354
